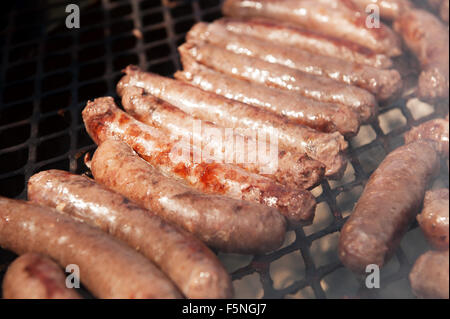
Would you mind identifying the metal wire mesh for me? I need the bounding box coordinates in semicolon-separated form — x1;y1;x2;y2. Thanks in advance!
0;0;448;299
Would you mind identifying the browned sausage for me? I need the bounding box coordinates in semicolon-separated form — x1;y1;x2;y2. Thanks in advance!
339;141;440;273
179;42;378;122
117;66;348;179
0;196;183;299
90;139;286;254
176;57;361;136
410;250;449;299
28;170;233;299
222;0;402;56
417;189;449;250
120;85;324;192
441;0;449;23
394;9;449;100
351;0;413;20
2;253;82;299
187;22;400;102
405;118;449;157
82;97;314;226
218;18;393;69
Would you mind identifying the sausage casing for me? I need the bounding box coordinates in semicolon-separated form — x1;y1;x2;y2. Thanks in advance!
339;142;440;273
90;139;287;254
394;9;449;100
82;97;315;226
0;197;183;299
417;189;449;250
222;0;402;56
2;253;82;299
176;56;361;136
187;22;400;102
410;250;449;299
179;42;378;122
28;170;233;299
218;18;393;69
351;0;413;20
117;66;348;179
440;0;449;23
121;85;323;198
405;118;449;157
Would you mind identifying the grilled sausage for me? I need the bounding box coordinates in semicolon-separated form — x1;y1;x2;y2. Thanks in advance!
90;139;286;254
187;22;401;102
222;0;402;56
405;118;449;157
179;42;378;122
339;141;440;274
2;253;82;299
441;0;449;23
410;250;449;299
28;170;233;299
82;97;314;226
351;0;413;20
176;57;361;136
218;18;393;69
120;85;324;193
394;9;449;100
117;66;348;179
417;189;449;250
0;197;183;299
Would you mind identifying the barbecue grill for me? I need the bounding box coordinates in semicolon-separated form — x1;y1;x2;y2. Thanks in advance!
0;0;448;299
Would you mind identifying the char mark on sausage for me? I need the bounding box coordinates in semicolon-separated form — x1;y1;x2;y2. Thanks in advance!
89;139;287;254
118;66;348;179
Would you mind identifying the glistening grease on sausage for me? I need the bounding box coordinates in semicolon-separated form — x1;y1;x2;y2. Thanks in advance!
117;66;348;179
405;117;449;158
187;22;400;102
90;139;287;254
0;197;183;299
121;85;324;196
222;0;402;56
350;0;413;20
218;18;393;69
179;42;378;121
394;9;449;100
176;57;362;135
410;250;449;299
339;142;440;274
82;97;315;226
417;189;449;250
2;253;82;299
28;170;233;299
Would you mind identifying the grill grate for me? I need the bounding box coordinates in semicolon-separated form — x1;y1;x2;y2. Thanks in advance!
0;0;448;299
